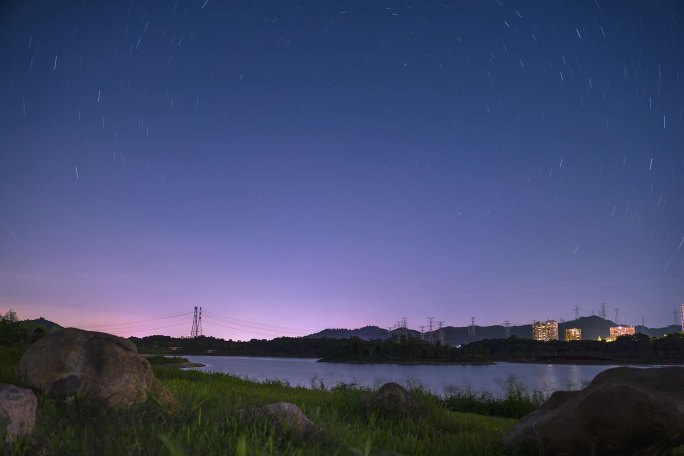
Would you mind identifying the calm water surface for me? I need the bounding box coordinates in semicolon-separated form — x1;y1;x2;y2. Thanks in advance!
184;356;660;396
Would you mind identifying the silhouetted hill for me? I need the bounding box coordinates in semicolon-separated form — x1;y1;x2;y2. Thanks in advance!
26;317;62;332
308;316;680;345
420;316;632;345
306;326;390;341
307;325;424;341
559;316;617;341
635;324;681;337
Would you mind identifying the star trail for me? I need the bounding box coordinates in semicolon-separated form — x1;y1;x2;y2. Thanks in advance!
0;0;682;339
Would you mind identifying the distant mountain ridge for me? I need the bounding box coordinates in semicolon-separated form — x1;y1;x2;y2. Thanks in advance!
306;326;391;341
307;316;681;345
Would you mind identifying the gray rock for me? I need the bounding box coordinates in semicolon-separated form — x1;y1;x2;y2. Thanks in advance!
18;328;154;408
241;402;320;440
503;366;684;455
365;382;420;417
0;383;37;440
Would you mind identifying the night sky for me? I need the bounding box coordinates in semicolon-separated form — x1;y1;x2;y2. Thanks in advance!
1;1;682;340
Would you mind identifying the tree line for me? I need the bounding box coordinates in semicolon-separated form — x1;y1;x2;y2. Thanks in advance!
130;332;684;363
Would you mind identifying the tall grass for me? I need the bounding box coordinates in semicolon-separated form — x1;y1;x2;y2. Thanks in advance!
443;377;547;419
1;346;518;455
0;345;26;385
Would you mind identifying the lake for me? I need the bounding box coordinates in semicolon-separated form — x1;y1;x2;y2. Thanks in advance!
184;355;658;396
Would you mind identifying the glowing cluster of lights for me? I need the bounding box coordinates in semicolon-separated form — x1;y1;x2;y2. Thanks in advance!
532;320;559;341
565;328;582;341
609;325;636;338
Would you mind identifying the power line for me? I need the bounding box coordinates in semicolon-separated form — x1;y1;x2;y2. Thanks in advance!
119;322;188;334
93;321;189;336
71;311;193;329
203;320;294;338
85;320;189;333
202;310;315;334
202;311;310;336
76;315;192;333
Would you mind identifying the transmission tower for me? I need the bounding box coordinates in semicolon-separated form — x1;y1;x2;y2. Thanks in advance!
191;306;203;338
437;321;446;345
504;320;511;338
427;317;434;344
675;309;679;326
401;317;408;341
614;308;619;324
419;325;425;342
599;303;607;319
468;317;476;340
574;306;580;320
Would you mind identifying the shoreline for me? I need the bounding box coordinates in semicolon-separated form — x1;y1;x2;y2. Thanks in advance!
141;354;207;368
174;361;207;368
502;359;684;366
317;358;493;366
144;353;684;367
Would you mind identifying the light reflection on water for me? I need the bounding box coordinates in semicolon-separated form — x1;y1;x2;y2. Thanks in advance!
183;355;666;396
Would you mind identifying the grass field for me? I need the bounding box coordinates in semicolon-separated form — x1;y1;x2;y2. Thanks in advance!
1;345;520;455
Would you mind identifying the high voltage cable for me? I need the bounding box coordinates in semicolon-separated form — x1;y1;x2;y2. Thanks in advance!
69;311;193;328
203;320;292;338
108;321;189;335
202;310;314;333
203;310;312;331
82;321;187;331
78;320;189;333
75;315;191;332
62;309;316;338
202;314;306;336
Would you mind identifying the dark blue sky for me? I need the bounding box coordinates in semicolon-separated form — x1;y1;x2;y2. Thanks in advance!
1;0;682;339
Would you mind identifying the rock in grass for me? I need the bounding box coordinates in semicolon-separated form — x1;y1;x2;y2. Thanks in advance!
241;402;320;441
17;328;155;408
0;383;37;440
365;383;420;417
503;366;684;455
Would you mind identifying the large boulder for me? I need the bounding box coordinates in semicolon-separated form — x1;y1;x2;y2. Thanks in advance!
503;366;684;455
364;382;420;417
0;384;37;440
240;402;320;441
18;328;154;408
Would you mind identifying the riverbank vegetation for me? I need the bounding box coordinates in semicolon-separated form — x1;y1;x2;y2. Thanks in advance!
443;378;548;419
130;331;684;365
0;344;517;455
146;356;206;368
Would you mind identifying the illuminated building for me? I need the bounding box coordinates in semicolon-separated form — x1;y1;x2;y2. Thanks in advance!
532;320;558;341
608;325;635;340
565;328;582;341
